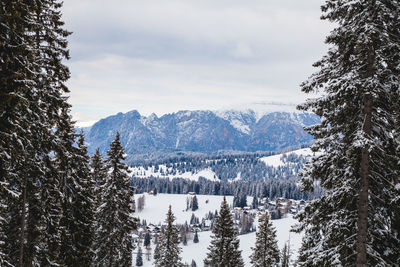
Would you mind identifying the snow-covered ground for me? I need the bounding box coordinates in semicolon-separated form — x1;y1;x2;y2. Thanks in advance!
134;193;303;266
130;165;219;181
260;147;313;168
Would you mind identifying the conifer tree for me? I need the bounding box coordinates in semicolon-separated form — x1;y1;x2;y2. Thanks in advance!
72;133;95;265
250;214;280;267
144;232;151;248
1;0;72;265
153;243;160;260
155;206;182;267
193;230;199;243
280;243;289;267
191;195;198;211
204;196;244;267
295;0;400;266
91;148;108;208
96;132;137;266
136;246;143;266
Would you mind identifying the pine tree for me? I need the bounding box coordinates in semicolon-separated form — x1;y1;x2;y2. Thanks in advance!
280;243;289;267
144;231;151;248
155;206;182;267
191;259;197;267
72;133;95;265
153;243;160;260
1;0;72;265
136;247;143;266
204;196;244;267
193;230;199;243
96;132;137;266
295;1;400;266
91;148;108;209
191;195;199;211
250;214;280;267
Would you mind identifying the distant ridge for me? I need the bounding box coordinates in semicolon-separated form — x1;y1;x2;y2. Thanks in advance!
83;107;320;162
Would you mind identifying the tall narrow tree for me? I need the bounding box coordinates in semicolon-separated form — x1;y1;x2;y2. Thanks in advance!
96;132;137;266
204;196;244;267
250;214;280;267
155;206;182;267
295;0;400;266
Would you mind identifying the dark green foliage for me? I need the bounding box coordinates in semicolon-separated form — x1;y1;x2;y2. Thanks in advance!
153;243;160;260
193;230;199;243
250;214;280;267
0;0;73;265
136;247;143;266
191;195;199;211
295;0;400;266
155;206;182;267
96;132;137;266
204;196;244;267
280;243;289;267
144;232;151;248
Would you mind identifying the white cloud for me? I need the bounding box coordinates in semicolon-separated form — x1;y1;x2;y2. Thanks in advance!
61;0;332;123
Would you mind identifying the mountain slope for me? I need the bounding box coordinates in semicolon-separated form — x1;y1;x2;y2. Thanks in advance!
84;108;320;162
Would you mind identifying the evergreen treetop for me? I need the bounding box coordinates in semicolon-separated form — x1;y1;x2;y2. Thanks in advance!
250;214;280;267
204;196;244;267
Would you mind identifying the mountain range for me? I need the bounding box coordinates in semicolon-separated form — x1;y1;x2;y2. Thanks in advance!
83;108;320;162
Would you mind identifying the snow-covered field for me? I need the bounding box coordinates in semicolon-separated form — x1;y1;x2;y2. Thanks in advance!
134;193;303;266
130;165;219;181
260;147;313;168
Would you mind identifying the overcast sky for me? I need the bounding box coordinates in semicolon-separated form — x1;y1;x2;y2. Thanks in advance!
62;0;332;126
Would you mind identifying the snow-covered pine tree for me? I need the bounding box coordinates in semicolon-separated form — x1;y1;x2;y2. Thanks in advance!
280;243;289;267
0;1;34;264
204;196;244;267
1;0;72;265
91;148;108;209
72;133;95;265
250;214;280;267
153;243;160;260
155;205;183;267
96;132;137;266
295;0;400;266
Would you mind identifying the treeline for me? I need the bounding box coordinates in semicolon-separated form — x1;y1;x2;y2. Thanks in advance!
0;1;136;266
132;177;321;200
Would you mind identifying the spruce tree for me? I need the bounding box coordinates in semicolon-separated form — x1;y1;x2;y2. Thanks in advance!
91;148;108;208
1;0;72;265
72;133;95;265
144;232;151;248
250;214;280;267
155;206;182;267
191;195;199;211
204;196;244;267
280;243;289;267
136;246;143;266
96;132;137;266
295;1;400;266
193;230;199;243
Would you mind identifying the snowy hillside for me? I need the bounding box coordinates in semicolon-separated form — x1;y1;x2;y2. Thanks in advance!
134;193;303;266
260;147;315;168
130;165;219;181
